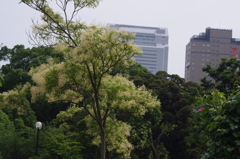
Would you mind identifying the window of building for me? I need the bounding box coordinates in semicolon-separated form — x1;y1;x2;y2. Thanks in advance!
141;63;157;66
143;53;157;56
136;59;157;63
135;56;156;59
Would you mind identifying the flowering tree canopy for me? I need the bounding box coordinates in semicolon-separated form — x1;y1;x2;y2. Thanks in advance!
20;0;101;46
27;26;160;158
18;0;161;158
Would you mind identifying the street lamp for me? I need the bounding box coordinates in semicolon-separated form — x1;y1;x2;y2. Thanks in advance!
35;121;42;156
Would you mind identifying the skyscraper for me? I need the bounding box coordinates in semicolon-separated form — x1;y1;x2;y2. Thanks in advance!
109;24;169;74
185;28;240;83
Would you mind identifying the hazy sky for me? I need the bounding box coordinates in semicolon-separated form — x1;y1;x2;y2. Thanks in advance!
1;0;240;77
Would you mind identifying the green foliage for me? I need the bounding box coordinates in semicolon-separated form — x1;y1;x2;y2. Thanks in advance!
0;109;15;158
111;63;150;78
116;106;163;159
0;73;3;87
201;58;240;95
55;106;100;159
0;83;32;114
30;127;83;159
15;0;176;158
0;109;36;159
193;89;240;159
111;68;203;158
0;45;63;92
0;44;68;122
129;71;203;159
27;24;160;158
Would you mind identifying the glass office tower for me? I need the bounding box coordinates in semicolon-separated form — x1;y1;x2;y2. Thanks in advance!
109;24;169;74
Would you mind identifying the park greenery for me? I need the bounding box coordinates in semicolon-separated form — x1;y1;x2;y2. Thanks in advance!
0;0;240;158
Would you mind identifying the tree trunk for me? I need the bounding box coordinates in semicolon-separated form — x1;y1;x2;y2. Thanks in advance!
153;150;159;159
100;128;106;159
150;142;159;159
149;129;166;159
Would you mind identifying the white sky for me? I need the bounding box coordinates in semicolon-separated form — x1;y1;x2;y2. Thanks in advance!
1;0;240;77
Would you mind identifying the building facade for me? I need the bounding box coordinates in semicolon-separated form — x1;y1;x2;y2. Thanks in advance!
185;28;240;83
109;24;169;74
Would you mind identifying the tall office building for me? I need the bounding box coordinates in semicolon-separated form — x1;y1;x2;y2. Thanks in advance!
185;28;240;83
109;24;168;74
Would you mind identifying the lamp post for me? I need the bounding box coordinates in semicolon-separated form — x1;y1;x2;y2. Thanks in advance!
35;121;42;156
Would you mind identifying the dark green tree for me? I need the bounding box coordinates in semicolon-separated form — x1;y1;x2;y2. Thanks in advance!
112;66;203;158
192;89;240;159
131;71;203;159
0;45;67;122
0;109;37;159
0;45;63;92
0;109;15;159
201;58;240;95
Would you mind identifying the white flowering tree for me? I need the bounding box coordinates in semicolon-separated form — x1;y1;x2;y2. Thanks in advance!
26;26;160;158
19;1;162;158
0;83;32;114
21;0;100;47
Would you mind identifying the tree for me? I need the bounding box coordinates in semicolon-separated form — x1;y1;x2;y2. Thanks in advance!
0;109;15;159
130;71;203;158
192;89;240;159
28;126;83;159
20;0;100;47
201;58;240;95
0;45;63;92
27;26;160;158
0;45;68;122
54;106;99;159
0;108;37;159
30;69;160;158
0;73;3;87
19;1;161;158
